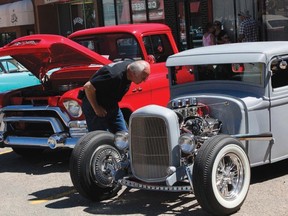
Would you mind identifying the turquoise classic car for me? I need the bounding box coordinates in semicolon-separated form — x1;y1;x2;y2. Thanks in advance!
0;56;40;92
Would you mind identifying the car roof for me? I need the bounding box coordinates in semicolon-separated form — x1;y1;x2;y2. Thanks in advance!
263;14;288;21
0;56;12;60
166;42;288;66
69;23;171;39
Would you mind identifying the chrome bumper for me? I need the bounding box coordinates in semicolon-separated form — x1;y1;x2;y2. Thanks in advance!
0;135;79;149
0;105;88;149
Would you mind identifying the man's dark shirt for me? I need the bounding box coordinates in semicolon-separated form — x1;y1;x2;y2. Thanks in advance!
89;60;133;110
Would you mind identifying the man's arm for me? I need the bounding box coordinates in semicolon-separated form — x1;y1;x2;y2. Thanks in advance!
83;81;107;117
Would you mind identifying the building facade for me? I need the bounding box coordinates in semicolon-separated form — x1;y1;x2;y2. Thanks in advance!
0;0;288;51
0;0;34;46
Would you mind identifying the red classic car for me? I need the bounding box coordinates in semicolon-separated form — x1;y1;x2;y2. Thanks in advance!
0;23;178;157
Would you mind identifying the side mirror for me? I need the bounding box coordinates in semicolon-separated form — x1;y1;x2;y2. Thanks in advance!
279;60;288;70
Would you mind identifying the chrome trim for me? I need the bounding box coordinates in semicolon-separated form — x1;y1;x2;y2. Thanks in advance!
3;136;78;148
48;133;69;149
232;132;273;141
1;105;70;127
119;177;192;192
68;120;87;128
3;116;64;133
0;105;87;148
166;165;188;187
130;115;171;182
69;127;88;137
0;105;86;149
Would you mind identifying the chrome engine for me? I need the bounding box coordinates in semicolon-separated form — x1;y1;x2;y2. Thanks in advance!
168;97;221;137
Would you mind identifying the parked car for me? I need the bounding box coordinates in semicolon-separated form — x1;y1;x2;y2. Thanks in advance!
0;23;178;157
69;42;288;215
263;14;288;40
0;56;40;92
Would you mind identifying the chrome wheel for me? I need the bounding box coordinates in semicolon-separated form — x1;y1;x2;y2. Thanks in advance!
216;153;245;201
70;131;122;201
91;145;121;188
193;135;251;215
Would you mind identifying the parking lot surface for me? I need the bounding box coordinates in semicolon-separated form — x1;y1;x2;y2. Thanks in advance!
0;148;287;216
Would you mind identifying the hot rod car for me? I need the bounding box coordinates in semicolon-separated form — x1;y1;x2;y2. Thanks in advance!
0;24;177;157
69;42;288;215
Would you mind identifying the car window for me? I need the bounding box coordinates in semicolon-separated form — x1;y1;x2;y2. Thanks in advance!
2;61;17;72
143;34;174;63
171;63;264;86
271;58;288;88
268;20;288;28
0;58;28;73
116;37;142;61
73;33;143;62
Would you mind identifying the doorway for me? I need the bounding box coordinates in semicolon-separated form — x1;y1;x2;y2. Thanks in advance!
176;0;212;50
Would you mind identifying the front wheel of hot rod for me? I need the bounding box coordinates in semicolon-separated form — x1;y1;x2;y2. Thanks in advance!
69;131;122;201
192;135;251;216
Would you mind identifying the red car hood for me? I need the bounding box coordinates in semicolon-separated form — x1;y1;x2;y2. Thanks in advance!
0;34;111;79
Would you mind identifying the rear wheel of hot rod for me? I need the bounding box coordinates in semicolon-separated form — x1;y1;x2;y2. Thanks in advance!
192;135;250;216
69;131;122;201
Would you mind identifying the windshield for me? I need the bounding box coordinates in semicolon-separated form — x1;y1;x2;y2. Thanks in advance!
171;63;264;86
268;20;288;28
0;57;28;73
73;33;143;62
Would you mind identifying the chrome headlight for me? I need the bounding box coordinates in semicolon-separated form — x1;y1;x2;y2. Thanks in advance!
63;100;82;118
114;131;129;151
178;133;196;154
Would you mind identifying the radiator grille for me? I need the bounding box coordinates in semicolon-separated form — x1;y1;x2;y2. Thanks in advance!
130;116;170;181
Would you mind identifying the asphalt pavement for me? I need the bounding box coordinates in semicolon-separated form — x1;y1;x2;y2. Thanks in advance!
0;147;287;216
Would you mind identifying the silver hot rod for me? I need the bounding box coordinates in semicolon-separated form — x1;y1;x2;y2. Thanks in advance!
69;42;288;215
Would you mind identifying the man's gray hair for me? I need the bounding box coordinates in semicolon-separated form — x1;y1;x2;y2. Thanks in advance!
129;60;149;75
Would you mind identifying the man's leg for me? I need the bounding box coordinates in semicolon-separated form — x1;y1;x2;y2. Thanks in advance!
82;96;109;132
108;108;128;133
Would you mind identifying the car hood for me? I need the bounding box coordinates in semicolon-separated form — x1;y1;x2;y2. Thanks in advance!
0;34;111;79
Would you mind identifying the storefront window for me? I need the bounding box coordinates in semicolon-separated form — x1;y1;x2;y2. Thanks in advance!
0;32;16;46
148;0;164;22
177;1;187;50
132;0;165;23
70;0;96;32
84;1;96;28
188;1;203;48
213;0;237;43
119;0;131;24
176;0;205;50
102;0;164;25
260;0;288;41
103;0;116;26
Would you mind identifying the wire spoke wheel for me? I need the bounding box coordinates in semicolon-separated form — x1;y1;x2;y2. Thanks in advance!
216;153;245;201
193;135;251;216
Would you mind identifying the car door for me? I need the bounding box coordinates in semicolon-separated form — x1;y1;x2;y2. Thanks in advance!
269;56;288;162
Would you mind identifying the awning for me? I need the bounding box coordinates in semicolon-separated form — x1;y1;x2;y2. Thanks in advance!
0;0;34;28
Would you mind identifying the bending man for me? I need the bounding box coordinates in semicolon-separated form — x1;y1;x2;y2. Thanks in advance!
81;60;151;133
